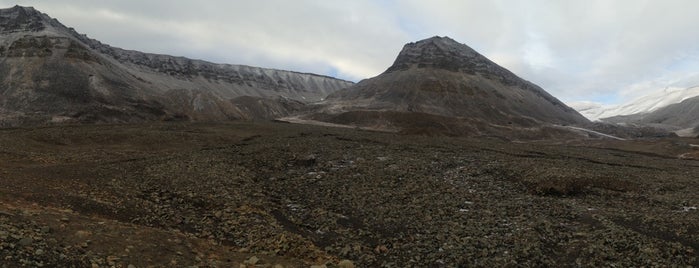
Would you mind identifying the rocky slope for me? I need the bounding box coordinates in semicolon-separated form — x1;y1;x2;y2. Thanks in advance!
293;36;588;137
0;5;352;126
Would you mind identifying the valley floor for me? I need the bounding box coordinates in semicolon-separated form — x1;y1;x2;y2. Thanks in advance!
0;122;698;267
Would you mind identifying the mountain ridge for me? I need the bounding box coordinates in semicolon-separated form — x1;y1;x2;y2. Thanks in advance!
2;5;352;82
0;5;353;126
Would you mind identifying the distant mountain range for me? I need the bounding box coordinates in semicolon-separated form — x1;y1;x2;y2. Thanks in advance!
570;87;699;121
0;5;352;126
570;87;699;137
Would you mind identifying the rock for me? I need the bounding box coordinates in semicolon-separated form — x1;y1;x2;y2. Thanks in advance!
374;245;388;254
310;265;327;268
18;237;33;246
273;265;284;268
245;256;259;265
35;249;44;255
40;226;50;233
60;217;70;222
295;154;317;166
338;260;355;268
128;265;136;268
339;245;352;256
106;255;120;265
75;230;91;237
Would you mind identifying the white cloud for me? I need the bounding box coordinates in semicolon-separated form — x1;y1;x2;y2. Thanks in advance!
522;32;554;70
3;0;699;105
5;0;410;80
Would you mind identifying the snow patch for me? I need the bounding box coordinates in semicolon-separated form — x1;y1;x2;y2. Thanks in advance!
681;206;697;212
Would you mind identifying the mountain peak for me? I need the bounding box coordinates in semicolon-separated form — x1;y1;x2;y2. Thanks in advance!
5;5;37;12
416;35;471;50
385;36;496;74
384;36;533;89
0;5;52;33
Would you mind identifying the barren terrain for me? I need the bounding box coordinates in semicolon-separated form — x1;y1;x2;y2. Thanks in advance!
1;122;698;267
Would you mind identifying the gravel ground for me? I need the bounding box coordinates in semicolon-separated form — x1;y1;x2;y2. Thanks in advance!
1;122;698;267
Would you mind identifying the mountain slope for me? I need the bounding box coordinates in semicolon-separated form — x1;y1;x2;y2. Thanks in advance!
570;86;699;137
641;95;699;126
0;5;352;126
623;96;699;137
295;36;588;137
570;86;699;121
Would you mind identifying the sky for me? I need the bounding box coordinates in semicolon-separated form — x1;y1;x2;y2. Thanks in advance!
4;0;699;106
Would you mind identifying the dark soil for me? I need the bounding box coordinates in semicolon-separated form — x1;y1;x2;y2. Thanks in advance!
1;122;698;267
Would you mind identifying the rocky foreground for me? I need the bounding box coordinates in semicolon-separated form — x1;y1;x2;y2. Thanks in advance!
1;122;698;267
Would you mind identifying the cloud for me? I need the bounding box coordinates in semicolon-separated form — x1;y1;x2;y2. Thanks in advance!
3;0;699;104
5;0;410;80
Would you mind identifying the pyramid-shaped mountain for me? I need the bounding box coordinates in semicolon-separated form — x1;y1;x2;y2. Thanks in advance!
0;6;352;126
300;36;589;136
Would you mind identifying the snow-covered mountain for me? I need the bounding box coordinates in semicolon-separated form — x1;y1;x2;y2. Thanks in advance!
569;86;699;121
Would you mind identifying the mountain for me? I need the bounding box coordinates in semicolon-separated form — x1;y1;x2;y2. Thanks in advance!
0;5;352;126
639;96;699;134
607;95;699;137
291;36;588;137
569;86;699;121
568;86;699;137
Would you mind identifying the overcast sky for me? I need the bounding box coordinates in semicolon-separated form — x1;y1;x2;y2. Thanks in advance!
4;0;699;105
